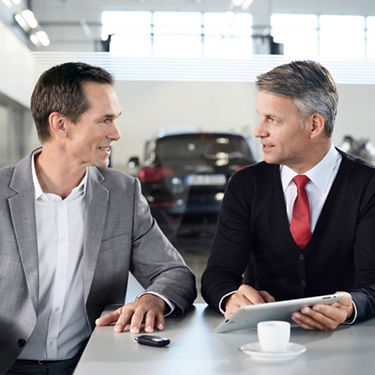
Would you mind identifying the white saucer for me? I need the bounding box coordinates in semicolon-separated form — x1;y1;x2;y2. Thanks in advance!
239;342;306;363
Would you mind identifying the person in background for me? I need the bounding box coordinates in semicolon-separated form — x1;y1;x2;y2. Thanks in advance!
0;62;196;375
202;60;375;330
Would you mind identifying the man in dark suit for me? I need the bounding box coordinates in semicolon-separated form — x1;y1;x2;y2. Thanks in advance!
0;62;196;374
202;60;375;331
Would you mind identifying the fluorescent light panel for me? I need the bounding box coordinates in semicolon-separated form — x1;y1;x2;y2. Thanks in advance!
21;9;38;28
15;13;29;31
1;0;12;8
36;30;50;46
241;0;253;10
29;33;39;45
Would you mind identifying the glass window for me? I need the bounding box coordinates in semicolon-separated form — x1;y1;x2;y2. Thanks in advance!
203;12;253;57
153;12;203;57
319;15;365;58
271;14;318;57
367;17;375;58
101;11;152;56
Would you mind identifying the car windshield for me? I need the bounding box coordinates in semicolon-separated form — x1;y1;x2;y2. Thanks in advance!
155;134;253;162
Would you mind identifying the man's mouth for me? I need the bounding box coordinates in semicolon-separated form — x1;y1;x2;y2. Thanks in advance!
262;144;274;150
99;146;111;152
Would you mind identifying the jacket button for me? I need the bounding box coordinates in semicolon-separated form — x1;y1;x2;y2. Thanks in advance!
301;280;306;287
17;339;26;347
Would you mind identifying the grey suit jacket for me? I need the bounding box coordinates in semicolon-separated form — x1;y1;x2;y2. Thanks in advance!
0;152;196;373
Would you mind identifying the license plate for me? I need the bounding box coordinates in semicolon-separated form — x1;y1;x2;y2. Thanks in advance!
185;174;226;186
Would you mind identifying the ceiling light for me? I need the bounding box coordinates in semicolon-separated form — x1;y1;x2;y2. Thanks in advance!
241;0;253;10
36;30;50;46
15;13;29;31
1;0;12;8
29;33;39;45
21;9;38;28
12;0;22;4
232;0;244;6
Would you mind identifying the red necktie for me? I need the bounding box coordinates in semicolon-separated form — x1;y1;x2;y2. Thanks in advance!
290;175;311;249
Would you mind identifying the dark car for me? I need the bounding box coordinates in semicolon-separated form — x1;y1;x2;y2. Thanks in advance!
132;131;257;238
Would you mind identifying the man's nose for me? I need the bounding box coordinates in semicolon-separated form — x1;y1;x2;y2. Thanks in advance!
253;120;266;138
109;123;121;141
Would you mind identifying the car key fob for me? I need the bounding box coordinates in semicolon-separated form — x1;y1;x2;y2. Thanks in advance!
134;335;170;347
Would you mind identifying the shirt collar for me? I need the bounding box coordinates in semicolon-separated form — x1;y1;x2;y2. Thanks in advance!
31;150;87;201
280;144;340;193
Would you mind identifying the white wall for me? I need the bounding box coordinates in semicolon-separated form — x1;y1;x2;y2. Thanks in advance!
0;20;36;107
334;84;375;145
0;18;40;166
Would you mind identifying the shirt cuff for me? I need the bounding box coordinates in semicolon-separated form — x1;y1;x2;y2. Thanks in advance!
343;300;357;324
218;291;237;315
137;292;175;317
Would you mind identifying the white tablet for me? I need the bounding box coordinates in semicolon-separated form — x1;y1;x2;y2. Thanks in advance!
215;293;347;333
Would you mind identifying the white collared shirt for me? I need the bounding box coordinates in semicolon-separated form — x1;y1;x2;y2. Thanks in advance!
280;143;342;230
19;151;91;360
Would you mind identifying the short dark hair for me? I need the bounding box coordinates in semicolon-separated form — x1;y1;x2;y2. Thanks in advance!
31;62;113;142
256;60;338;137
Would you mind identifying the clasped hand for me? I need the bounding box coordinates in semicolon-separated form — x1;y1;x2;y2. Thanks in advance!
95;294;166;334
224;284;354;331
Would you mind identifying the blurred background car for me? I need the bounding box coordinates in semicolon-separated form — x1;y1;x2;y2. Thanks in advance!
339;135;375;164
128;130;258;239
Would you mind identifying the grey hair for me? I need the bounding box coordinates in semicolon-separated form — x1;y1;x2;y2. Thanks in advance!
256;60;338;137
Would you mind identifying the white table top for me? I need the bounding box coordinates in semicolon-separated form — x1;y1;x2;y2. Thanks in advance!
74;303;375;375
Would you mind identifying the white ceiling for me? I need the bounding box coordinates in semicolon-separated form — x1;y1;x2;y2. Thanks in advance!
4;0;375;50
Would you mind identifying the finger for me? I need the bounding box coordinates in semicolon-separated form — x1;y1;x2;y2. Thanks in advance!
224;302;241;319
155;313;165;331
95;309;122;327
235;292;257;306
292;311;326;331
114;309;135;333
259;290;275;303
130;308;147;334
292;314;315;330
237;285;266;305
144;311;156;333
311;304;347;326
335;292;354;318
301;308;331;330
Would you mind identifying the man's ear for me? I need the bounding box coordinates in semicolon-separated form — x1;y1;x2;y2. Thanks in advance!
48;112;69;138
309;113;325;138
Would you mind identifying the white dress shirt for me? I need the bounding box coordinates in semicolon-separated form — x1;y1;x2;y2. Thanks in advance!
19;151;91;360
280;143;341;230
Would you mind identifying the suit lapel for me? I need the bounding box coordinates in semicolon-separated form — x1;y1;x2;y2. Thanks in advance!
9;153;39;312
82;167;109;303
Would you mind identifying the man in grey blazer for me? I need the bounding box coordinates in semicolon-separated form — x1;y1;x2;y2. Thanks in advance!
1;62;196;375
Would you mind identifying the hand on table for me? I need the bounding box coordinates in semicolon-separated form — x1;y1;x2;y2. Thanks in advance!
224;284;275;319
95;293;166;334
292;292;354;331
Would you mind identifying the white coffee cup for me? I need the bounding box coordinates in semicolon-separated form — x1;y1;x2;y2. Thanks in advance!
257;321;291;352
